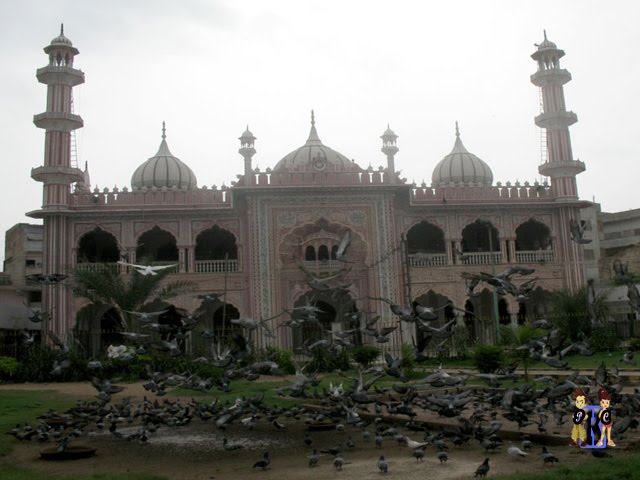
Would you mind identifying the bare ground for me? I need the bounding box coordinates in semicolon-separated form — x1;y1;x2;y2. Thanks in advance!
1;382;636;480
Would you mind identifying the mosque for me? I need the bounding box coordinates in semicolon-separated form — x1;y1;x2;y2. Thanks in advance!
26;27;590;354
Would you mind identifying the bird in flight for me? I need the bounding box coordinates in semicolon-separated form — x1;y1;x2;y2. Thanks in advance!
117;261;177;276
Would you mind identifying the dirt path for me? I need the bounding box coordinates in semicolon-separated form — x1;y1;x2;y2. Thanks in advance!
0;382;634;480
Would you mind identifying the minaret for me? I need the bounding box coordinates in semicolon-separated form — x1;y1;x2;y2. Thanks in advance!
531;31;585;198
381;125;398;184
239;126;256;186
531;32;586;292
30;25;85;336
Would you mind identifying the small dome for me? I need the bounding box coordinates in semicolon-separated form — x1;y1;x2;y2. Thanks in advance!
536;30;557;51
131;123;197;190
273;111;362;173
50;24;73;47
432;123;493;186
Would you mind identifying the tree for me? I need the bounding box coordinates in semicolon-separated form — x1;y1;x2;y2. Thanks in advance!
72;265;194;331
548;287;608;342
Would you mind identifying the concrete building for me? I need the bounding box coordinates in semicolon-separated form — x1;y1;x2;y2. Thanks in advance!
24;27;592;354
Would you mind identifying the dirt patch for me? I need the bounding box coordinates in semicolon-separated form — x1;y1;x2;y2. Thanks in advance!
1;382;635;480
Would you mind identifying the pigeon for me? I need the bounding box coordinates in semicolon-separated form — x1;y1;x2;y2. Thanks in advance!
413;448;426;462
377;455;388;474
333;455;345;471
507;442;528;458
475;458;490;478
437;451;448;463
620;351;636;366
117;261;178;275
223;437;243;451
252;451;271;470
569;219;591;244
308;449;321;467
541;446;559;465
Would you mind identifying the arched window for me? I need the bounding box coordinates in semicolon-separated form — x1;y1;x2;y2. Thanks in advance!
515;219;552;251
195;225;238;260
136;226;178;263
318;245;330;261
77;228;119;263
305;245;316;261
406;222;446;254
461;220;499;252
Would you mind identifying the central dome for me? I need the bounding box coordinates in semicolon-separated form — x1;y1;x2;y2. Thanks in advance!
432;123;493;186
131;123;197;190
272;111;362;173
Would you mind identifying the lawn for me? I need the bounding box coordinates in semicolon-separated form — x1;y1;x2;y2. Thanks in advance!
493;453;640;480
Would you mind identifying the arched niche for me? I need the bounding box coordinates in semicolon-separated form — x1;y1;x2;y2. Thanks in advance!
195;225;238;260
406;221;446;254
136;226;178;263
515;219;552;251
77;228;120;263
461;220;499;252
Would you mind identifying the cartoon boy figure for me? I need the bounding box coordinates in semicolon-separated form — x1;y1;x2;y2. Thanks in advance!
596;388;615;447
570;387;588;446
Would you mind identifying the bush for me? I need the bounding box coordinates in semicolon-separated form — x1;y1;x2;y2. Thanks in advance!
307;347;350;373
351;346;381;368
629;337;640;352
265;346;296;374
0;356;20;382
401;343;416;374
589;325;619;352
472;345;505;373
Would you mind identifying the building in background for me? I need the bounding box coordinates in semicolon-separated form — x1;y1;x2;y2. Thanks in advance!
21;28;594;355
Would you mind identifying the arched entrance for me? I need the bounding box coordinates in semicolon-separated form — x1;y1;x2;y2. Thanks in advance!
75;305;123;357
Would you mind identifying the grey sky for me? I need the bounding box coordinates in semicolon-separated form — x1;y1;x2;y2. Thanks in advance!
1;1;639;264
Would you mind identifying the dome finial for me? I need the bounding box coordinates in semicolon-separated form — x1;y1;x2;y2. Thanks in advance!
311;109;315;127
305;110;322;145
543;29;547;41
455;121;460;137
60;23;64;36
162;121;166;140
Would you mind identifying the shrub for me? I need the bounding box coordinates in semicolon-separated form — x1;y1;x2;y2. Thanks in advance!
452;325;471;359
589;325;619;352
307;347;350;373
351;346;381;368
0;356;20;382
629;337;640;352
265;346;296;374
472;345;505;373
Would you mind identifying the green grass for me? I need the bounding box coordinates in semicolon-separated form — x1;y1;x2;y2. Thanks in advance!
0;390;72;456
0;465;167;480
494;453;640;480
417;349;634;371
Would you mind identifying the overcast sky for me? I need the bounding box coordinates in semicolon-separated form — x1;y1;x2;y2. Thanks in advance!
1;1;639;265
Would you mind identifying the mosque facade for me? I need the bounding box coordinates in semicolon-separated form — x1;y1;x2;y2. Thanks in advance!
28;28;590;354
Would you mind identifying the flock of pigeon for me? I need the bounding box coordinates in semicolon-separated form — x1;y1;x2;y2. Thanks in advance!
7;219;640;477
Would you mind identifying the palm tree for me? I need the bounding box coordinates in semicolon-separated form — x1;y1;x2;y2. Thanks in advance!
72;265;194;331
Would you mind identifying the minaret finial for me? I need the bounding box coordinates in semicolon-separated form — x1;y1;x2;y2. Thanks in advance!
311;110;315;127
162;121;166;140
543;29;547;41
60;23;64;36
455;121;460;137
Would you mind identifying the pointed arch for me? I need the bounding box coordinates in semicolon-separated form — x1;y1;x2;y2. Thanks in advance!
136;226;178;263
77;228;120;263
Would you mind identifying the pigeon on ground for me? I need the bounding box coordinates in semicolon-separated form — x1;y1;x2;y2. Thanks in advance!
475;458;490;478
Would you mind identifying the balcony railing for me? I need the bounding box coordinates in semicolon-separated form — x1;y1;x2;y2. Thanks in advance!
408;253;448;267
301;260;344;273
194;259;239;273
76;262;123;273
461;252;502;265
515;250;555;263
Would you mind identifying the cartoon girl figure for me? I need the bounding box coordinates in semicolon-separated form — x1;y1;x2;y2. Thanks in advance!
596;388;615;447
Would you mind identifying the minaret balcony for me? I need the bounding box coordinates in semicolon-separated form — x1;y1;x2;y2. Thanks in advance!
530;68;571;87
36;66;85;87
33;112;83;132
31;165;84;184
538;159;585;178
534;111;577;130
